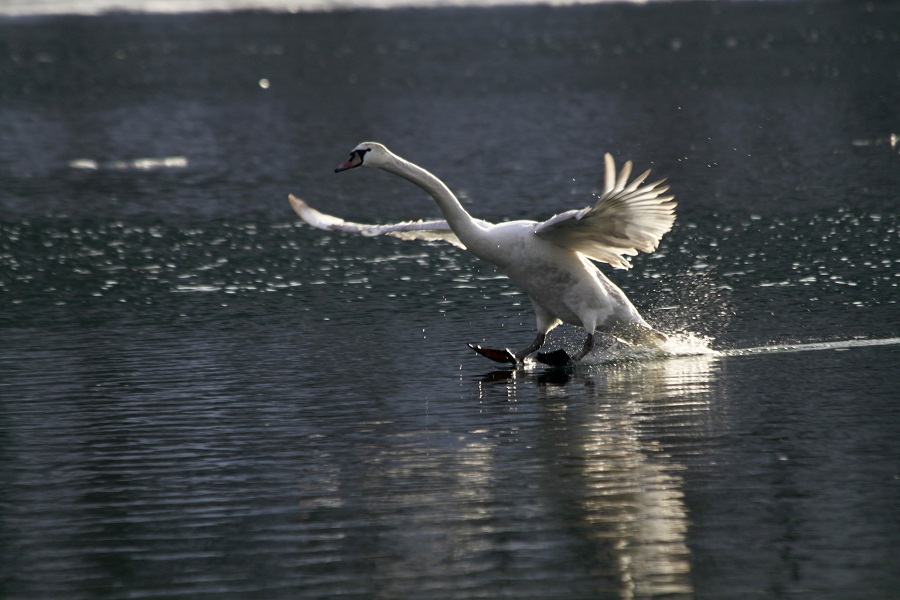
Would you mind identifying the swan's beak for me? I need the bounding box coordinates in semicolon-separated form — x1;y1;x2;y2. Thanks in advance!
335;151;364;173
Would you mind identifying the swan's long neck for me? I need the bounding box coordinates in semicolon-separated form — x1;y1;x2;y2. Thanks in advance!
381;153;485;245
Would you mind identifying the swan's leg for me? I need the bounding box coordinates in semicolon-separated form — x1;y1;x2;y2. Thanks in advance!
514;332;546;362
571;332;596;362
521;302;564;363
469;301;559;365
571;316;600;363
533;304;577;366
536;317;597;366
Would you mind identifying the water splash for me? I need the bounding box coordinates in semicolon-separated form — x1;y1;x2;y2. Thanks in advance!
579;332;718;366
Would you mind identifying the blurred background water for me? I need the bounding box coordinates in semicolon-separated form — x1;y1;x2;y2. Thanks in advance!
1;1;899;598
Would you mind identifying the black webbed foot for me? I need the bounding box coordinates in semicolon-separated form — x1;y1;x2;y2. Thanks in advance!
535;349;574;367
467;343;517;365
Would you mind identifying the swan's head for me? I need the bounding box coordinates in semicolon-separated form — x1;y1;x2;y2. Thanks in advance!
335;141;390;173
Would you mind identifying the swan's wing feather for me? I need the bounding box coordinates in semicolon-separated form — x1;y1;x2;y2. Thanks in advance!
289;194;466;249
534;153;676;269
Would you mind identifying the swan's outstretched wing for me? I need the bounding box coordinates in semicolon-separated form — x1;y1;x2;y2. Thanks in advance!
289;194;466;249
533;153;676;269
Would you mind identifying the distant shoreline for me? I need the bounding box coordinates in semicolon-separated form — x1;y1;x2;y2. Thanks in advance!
0;0;793;19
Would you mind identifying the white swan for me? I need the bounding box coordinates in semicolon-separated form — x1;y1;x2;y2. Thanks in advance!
289;142;676;366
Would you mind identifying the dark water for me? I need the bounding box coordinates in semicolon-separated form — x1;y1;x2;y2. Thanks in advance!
1;2;899;599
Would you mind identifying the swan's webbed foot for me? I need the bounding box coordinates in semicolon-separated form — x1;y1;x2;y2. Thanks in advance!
467;343;517;365
535;349;574;367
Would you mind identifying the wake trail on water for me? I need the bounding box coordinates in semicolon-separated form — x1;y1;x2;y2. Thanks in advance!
720;337;900;357
568;335;900;367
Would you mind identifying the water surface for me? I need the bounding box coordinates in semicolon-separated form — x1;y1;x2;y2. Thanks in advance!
1;2;899;598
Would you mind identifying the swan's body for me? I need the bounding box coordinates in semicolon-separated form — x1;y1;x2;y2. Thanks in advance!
289;142;676;365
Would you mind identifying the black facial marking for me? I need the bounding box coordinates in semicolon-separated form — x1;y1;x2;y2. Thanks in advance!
335;147;371;173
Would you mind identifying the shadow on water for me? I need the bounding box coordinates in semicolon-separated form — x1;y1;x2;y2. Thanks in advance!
471;352;719;599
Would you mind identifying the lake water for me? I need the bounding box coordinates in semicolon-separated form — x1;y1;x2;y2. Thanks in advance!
1;2;899;598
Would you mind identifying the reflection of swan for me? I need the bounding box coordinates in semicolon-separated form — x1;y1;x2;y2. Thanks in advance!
573;357;716;599
479;353;717;599
290;142;676;365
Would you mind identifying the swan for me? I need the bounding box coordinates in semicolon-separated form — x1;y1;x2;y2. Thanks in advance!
289;142;676;366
